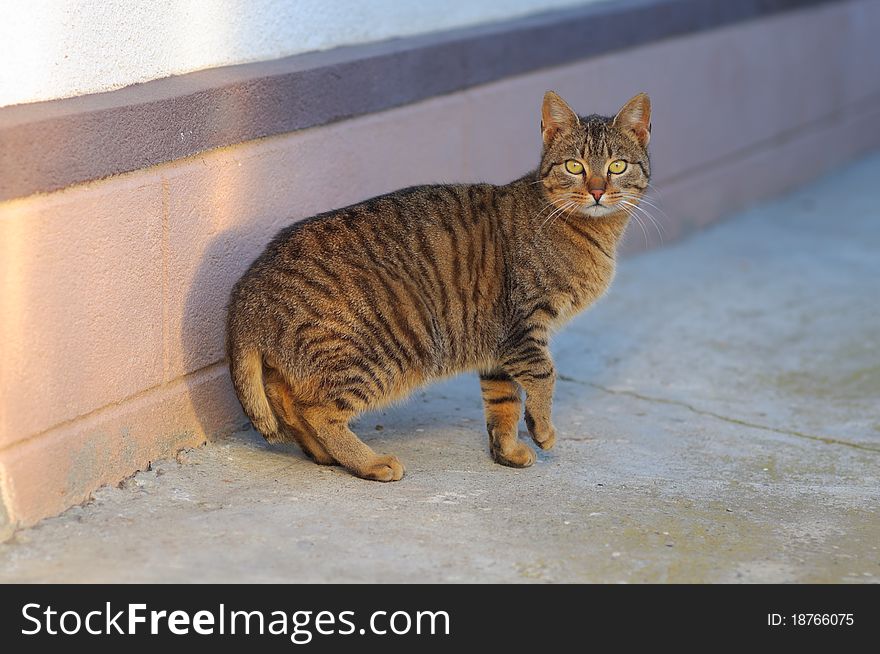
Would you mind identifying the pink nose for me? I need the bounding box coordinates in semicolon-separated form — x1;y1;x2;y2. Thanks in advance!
589;189;604;202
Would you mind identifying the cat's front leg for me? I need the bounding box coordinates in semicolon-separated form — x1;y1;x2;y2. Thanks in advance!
479;370;536;468
500;342;557;452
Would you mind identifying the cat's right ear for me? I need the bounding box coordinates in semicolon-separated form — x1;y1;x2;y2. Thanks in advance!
541;91;579;145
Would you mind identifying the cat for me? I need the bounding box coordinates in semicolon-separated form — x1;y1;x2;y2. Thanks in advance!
226;91;651;482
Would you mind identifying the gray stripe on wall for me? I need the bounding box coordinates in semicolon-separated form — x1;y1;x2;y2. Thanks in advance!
0;0;836;200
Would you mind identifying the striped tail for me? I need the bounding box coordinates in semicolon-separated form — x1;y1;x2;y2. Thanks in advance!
228;345;281;440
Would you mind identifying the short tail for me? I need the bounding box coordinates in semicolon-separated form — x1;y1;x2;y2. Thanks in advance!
228;345;281;440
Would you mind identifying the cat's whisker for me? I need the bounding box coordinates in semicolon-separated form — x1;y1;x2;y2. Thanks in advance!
641;210;665;242
618;190;671;225
618;199;649;233
543;199;580;230
620;200;663;244
645;181;665;201
616;193;669;231
635;215;650;249
538;203;565;230
534;193;578;225
624;207;650;249
647;182;664;202
619;199;658;235
622;196;669;224
534;203;564;226
548;200;579;230
540;200;578;230
533;199;563;222
619;199;664;231
533;191;576;216
626;204;666;244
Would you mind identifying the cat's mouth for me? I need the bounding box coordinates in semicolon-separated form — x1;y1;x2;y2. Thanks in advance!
565;192;625;218
578;202;617;218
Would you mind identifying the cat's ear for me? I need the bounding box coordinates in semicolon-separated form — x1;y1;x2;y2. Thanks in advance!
613;93;651;147
541;91;579;144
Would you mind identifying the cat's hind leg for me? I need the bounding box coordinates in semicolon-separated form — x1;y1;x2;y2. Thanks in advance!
479;370;535;468
264;371;336;465
302;405;405;482
286;414;337;466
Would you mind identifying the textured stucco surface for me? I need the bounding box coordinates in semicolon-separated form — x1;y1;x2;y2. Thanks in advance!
1;153;877;582
0;0;598;107
0;472;10;542
0;181;165;444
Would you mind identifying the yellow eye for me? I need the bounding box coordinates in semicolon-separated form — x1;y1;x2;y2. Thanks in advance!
564;160;584;175
608;160;627;174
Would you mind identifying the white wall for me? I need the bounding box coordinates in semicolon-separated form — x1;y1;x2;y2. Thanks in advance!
0;0;606;108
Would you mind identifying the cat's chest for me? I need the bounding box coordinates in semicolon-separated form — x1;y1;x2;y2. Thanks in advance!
546;258;616;327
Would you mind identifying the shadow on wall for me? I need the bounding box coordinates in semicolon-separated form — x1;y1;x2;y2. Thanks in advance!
173;72;304;455
180;219;316;462
172;153;362;459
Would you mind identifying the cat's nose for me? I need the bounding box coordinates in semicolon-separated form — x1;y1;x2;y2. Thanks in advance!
589;189;604;202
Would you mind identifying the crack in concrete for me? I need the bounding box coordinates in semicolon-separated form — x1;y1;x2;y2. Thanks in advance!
557;374;880;453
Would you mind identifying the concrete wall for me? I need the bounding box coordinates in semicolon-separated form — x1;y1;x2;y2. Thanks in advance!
1;0;879;532
0;0;597;107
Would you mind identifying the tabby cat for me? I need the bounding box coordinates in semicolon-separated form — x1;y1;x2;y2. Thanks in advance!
227;91;651;481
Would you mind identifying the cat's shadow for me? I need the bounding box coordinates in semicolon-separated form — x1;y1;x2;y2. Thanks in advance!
180;221;312;462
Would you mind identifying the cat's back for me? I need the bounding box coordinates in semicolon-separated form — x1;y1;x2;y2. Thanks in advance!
227;182;507;355
236;184;498;290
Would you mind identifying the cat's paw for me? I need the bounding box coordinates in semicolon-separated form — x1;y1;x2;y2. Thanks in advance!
525;411;556;450
532;425;556;450
492;441;536;468
361;454;406;482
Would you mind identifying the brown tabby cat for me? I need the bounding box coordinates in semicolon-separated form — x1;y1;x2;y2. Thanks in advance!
227;91;651;482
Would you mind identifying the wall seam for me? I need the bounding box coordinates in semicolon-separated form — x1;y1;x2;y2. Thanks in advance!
161;178;170;383
0;361;229;455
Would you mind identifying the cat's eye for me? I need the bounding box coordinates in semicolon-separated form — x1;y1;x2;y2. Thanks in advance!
608;160;627;174
564;160;584;175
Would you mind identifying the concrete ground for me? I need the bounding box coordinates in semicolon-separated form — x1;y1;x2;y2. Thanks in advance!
2;154;879;584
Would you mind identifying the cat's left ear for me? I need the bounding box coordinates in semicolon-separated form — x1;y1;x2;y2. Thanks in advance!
541;91;579;145
613;93;651;147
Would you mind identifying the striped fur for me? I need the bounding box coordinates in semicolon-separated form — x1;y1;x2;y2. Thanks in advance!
226;92;651;481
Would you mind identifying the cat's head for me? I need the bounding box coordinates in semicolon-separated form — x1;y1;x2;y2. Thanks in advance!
539;91;651;218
